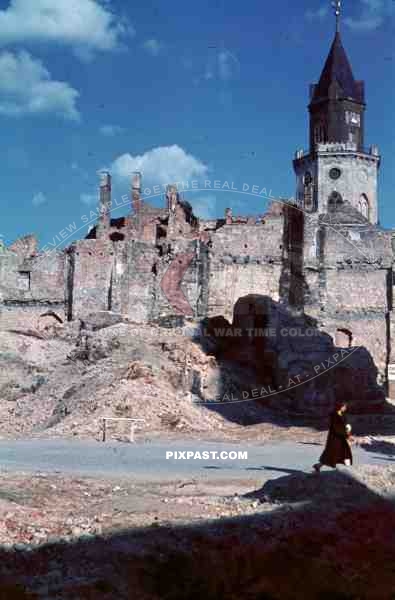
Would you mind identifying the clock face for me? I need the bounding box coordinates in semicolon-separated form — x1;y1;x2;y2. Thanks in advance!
329;167;341;180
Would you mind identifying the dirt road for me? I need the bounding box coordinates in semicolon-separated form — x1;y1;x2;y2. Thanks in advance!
0;438;390;479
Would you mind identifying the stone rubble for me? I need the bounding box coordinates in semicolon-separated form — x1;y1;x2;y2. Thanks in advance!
0;464;393;549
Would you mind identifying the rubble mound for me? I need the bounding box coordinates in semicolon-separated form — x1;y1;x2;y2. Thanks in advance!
255;467;382;507
0;305;390;440
0;319;239;439
202;294;386;417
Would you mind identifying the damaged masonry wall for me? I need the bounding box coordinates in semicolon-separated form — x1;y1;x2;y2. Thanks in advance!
0;177;290;330
0;173;393;401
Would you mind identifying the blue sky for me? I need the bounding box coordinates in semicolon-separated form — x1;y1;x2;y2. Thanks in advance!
0;0;394;248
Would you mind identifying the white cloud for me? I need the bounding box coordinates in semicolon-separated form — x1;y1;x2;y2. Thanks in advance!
345;16;383;31
99;124;124;136
0;0;134;60
111;145;208;189
32;191;47;207
0;50;80;120
218;50;239;81
80;192;97;206
204;48;240;83
305;5;329;20
345;0;394;31
142;39;163;56
189;194;217;219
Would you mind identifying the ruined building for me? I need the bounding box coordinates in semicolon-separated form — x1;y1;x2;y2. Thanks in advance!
1;22;394;406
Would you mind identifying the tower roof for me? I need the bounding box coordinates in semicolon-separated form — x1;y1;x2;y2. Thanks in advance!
311;32;364;104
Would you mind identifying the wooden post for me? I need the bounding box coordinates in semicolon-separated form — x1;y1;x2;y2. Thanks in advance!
183;343;188;391
101;417;145;443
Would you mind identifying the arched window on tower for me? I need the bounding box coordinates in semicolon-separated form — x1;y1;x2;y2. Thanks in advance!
328;191;343;212
314;124;327;144
358;194;369;220
303;172;314;211
315;228;324;259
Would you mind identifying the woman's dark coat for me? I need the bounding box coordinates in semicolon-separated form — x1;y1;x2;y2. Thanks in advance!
320;410;353;467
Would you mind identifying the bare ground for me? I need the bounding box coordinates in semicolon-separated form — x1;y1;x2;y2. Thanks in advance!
2;320;395;598
1;319;394;447
0;465;394;599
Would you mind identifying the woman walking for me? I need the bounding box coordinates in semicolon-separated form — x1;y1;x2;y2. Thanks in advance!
313;401;353;473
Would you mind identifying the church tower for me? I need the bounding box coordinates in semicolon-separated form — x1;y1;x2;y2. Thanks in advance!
293;1;380;225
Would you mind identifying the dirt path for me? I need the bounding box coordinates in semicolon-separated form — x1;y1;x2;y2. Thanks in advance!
0;438;390;479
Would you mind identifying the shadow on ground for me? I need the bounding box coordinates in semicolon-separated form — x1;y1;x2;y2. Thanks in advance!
197;294;390;434
1;468;395;600
359;439;395;461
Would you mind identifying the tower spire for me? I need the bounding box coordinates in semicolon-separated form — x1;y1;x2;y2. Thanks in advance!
332;0;341;33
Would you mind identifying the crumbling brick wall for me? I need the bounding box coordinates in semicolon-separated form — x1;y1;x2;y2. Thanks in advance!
1;182;394;405
67;240;113;320
0;240;66;331
299;210;393;388
206;217;284;322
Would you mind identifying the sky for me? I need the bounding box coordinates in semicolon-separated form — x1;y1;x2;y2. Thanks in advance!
0;0;394;248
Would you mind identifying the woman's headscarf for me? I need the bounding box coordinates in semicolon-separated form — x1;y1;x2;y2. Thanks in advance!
334;400;347;412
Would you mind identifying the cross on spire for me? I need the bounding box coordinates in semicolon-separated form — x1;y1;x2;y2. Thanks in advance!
332;0;341;32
